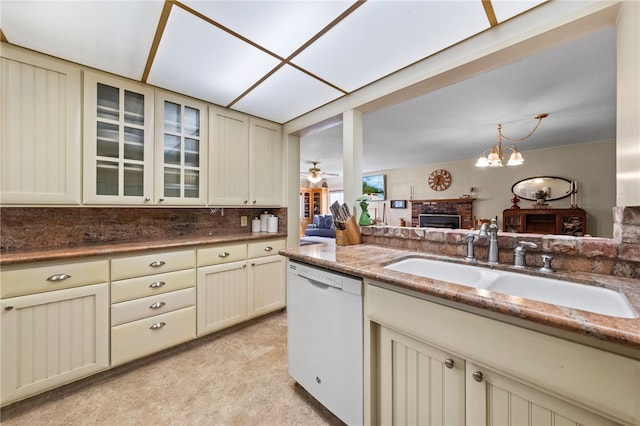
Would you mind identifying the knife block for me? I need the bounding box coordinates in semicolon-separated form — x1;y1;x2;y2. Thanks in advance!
336;216;362;246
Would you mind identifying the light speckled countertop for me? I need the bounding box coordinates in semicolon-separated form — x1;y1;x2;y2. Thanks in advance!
280;241;640;354
0;232;288;266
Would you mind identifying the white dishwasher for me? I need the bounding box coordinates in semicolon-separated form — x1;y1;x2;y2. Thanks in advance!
287;260;363;426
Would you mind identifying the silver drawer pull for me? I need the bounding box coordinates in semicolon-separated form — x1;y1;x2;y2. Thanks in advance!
264;246;273;252
149;261;166;268
149;322;166;330
46;273;72;282
472;371;484;383
149;281;166;289
444;359;454;369
218;252;230;258
149;301;166;310
4;306;14;311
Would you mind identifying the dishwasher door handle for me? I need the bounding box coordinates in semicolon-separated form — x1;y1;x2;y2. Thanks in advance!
300;276;335;291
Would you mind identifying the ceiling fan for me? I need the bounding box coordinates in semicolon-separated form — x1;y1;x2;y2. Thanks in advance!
302;161;339;184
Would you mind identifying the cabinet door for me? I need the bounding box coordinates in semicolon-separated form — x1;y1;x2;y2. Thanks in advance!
196;260;248;336
154;91;208;205
208;106;250;205
378;326;466;426
465;362;620;426
249;118;282;206
1;283;109;405
83;71;154;204
1;44;81;204
248;255;285;318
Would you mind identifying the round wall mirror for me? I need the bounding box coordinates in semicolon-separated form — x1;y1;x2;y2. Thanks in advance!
511;176;573;201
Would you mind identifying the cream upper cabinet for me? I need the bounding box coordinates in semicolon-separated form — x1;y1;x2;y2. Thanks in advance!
249;117;282;206
208;106;250;205
208;107;282;206
83;71;154;205
154;90;208;205
0;44;81;205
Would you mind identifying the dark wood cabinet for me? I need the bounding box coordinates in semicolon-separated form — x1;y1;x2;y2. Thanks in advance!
503;208;586;236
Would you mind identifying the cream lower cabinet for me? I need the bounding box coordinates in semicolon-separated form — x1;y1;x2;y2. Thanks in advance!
378;326;465;425
110;249;196;366
196;239;285;336
0;260;110;406
367;282;639;426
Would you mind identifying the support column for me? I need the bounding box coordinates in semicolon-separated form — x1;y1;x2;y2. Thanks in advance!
343;110;364;217
616;0;640;206
285;133;301;247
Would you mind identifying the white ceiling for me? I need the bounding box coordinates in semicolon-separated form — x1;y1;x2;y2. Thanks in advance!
1;0;544;124
1;1;614;179
300;25;616;177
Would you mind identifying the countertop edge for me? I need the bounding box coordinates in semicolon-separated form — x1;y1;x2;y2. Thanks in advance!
0;232;288;266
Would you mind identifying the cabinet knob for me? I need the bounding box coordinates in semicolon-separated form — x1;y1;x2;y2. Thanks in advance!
444;358;454;369
159;198;165;202
264;246;273;252
149;261;166;268
149;301;166;310
144;197;151;202
218;252;230;258
472;371;484;382
149;322;166;330
4;306;14;311
252;200;256;204
149;281;166;289
46;273;72;282
244;200;248;204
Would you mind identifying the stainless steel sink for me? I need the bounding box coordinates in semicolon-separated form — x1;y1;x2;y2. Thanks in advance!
384;257;638;318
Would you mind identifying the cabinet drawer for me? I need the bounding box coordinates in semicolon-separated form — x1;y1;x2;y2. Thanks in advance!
111;250;195;281
197;243;247;267
248;239;285;259
0;260;109;298
111;287;196;326
111;306;196;366
111;269;195;303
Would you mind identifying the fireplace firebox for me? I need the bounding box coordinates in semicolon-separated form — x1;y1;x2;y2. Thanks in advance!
419;214;461;229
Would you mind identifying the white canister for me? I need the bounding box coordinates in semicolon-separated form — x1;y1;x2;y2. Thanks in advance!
267;216;278;233
251;218;261;233
260;211;271;232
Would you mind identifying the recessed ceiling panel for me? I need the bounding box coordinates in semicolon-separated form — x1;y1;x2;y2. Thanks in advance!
233;65;343;123
0;0;163;80
148;6;281;107
292;1;489;92
491;0;547;23
181;0;354;58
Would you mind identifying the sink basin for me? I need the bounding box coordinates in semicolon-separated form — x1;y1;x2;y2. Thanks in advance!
486;272;638;319
384;257;638;318
384;258;500;288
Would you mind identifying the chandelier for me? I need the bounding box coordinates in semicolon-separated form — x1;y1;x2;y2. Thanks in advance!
475;113;549;168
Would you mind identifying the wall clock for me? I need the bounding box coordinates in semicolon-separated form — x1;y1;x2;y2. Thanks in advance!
428;169;452;191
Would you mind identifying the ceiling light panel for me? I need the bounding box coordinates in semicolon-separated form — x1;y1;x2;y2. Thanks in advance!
148;6;281;107
292;1;489;92
181;0;354;58
0;0;163;80
491;1;547;23
233;64;344;123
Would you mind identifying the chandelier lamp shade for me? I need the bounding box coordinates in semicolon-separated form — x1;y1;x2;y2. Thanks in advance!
475;113;549;168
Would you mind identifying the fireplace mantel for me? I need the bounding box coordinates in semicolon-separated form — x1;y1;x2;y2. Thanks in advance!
411;198;475;229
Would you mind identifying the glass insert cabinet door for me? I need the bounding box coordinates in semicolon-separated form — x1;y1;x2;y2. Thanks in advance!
155;93;208;205
83;72;154;204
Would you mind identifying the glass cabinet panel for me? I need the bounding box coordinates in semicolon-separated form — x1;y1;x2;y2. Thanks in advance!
160;100;201;200
93;82;146;199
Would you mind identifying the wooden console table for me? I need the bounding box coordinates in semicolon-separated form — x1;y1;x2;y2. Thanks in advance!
503;208;587;236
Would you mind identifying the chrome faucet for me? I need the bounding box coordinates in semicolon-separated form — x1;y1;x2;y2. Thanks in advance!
464;223;488;262
487;218;499;264
513;241;537;268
